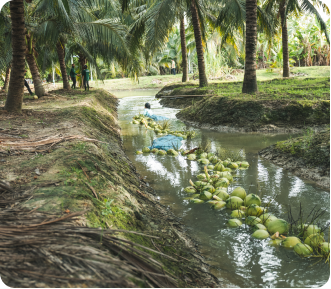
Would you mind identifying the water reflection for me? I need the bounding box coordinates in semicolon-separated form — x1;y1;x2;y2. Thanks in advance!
117;93;330;288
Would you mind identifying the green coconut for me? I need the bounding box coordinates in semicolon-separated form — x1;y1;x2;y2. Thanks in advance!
260;213;277;225
223;168;232;172
227;219;242;228
212;201;226;210
199;153;208;159
252;224;267;232
226;196;244;210
268;239;283;246
207;165;215;170
207;152;214;158
304;234;325;247
281;237;301;248
320;242;330;254
184;186;197;194
231;210;245;219
228;162;239;169
220;173;233;182
212;195;223;202
197;173;206;180
167;149;178;156
198;158;210;165
252;230;270;239
222;160;230;167
194;181;207;189
303;225;321;239
246;204;263;217
294;243;313;256
132;120;139;124
214;162;224;171
215;190;229;201
267;219;289;235
136;151;143;155
151;148;159;153
231;187;246;200
157;150;167;156
244;194;261;207
202;185;216;194
214;178;230;188
187;154;196;161
209;156;219;164
239;161;250;168
245;216;262;226
199;191;213;201
207;200;219;205
190;199;204;204
142;147;151;153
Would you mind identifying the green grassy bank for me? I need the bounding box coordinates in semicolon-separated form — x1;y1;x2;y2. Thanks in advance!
259;129;330;189
155;68;330;132
0;89;217;287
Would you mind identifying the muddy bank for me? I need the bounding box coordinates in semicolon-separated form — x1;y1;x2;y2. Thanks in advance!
157;77;330;133
0;89;218;287
259;130;330;190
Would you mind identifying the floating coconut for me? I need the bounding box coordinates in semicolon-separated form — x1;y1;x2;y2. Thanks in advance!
199;191;212;201
252;229;269;239
142;147;151;153
184;186;196;194
223;168;232;172
202;184;216;194
213;195;223;202
199;153;208;159
157;150;167;156
151;148;159;153
190;199;204;204
294;243;313;257
215;190;229;201
231;187;246;200
245;216;262;226
246;204;263;217
260;213;278;226
187;154;196;161
230;210;245;219
207;165;214;170
222;160;230;167
194;181;207;189
198;158;210;165
303;225;321;239
268;239;283;246
209;156;219;164
197;174;206;180
244;194;261;207
239;161;249;168
226;196;244;210
167;149;178;156
320;242;330;254
214;162;224;171
132;120;139;124
252;224;267;232
212;201;226;210
227;219;242;228
136;151;143;155
214;178;229;188
304;234;325;248
281;237;301;248
207;200;219;205
267;219;289;235
228;162;239;169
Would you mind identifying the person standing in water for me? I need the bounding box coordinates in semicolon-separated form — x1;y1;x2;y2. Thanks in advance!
171;59;176;75
82;65;90;91
70;64;78;89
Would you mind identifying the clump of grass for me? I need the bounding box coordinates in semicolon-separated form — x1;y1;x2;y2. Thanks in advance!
216;147;245;161
196;139;211;154
159;120;172;130
181;128;197;139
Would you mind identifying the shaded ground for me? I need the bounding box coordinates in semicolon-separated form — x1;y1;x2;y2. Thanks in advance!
0;89;218;287
157;77;330;133
259;129;330;190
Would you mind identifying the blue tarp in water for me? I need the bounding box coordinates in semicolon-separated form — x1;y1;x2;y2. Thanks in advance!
144;110;168;121
148;135;183;151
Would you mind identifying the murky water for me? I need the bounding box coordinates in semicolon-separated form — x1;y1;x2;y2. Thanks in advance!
117;90;330;288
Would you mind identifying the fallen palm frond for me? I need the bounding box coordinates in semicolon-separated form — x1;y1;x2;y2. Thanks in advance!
0;185;180;288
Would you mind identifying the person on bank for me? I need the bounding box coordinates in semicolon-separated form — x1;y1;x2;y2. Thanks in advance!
82;65;90;91
143;103;168;121
70;64;79;89
24;79;33;96
171;59;176;75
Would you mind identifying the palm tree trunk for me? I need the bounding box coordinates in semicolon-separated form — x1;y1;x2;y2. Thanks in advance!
190;0;208;87
242;0;258;93
26;50;46;97
5;0;27;113
180;16;189;82
2;65;11;92
280;1;290;77
56;40;70;90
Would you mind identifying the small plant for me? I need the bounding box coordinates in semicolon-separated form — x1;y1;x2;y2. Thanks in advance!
216;146;245;162
159;120;171;130
101;198;114;216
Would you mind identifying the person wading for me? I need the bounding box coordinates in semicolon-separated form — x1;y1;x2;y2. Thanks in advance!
82;65;90;91
70;64;79;89
171;59;176;75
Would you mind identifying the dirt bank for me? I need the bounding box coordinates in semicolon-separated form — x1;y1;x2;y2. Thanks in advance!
259;130;330;190
0;89;219;287
157;77;330;133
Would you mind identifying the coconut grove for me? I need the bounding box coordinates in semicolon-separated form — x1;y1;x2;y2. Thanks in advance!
0;0;330;287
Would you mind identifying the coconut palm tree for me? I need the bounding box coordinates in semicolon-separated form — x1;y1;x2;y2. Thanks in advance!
5;0;32;113
180;15;189;82
242;0;258;93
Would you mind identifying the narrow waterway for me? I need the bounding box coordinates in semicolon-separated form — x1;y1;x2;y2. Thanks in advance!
117;90;330;288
